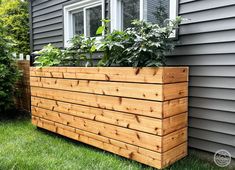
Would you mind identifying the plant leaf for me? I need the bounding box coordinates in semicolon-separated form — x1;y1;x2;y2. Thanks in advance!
96;26;105;35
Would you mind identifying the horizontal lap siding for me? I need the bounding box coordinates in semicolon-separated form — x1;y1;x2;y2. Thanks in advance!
31;0;70;51
167;0;235;158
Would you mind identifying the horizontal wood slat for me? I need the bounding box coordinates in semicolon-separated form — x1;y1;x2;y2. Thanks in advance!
31;86;188;119
30;77;188;101
32;116;188;169
30;67;189;84
32;106;187;152
30;66;188;169
31;98;188;135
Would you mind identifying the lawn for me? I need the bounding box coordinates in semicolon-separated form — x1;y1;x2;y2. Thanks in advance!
0;116;226;170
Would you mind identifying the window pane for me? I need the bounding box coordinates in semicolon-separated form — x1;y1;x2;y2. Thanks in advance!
73;11;84;35
144;0;169;26
121;0;140;30
86;5;102;37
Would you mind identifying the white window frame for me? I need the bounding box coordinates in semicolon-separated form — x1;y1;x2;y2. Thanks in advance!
169;0;178;38
110;0;178;37
63;0;105;47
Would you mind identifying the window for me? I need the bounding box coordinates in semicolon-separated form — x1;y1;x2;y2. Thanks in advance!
86;5;102;37
73;11;84;35
64;0;104;47
111;0;178;36
122;0;140;30
64;0;178;47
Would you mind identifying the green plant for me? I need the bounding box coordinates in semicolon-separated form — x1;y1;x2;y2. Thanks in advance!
0;22;20;113
0;0;30;55
68;35;96;67
124;17;181;67
95;20;127;66
36;17;181;67
34;44;64;67
96;30;127;66
98;17;182;67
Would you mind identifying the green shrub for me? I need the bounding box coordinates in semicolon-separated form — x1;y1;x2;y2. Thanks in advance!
67;35;96;67
98;17;182;67
0;23;20;113
95;30;128;66
34;44;64;67
35;17;181;67
0;0;30;55
34;37;97;67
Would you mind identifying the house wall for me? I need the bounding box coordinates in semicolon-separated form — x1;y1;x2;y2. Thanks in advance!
168;0;235;158
30;0;109;51
30;0;235;158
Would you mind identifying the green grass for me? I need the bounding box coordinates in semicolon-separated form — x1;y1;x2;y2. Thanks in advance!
0;117;226;170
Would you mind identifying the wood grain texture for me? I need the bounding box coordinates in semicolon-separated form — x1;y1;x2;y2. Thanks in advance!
32;116;188;169
32;106;187;152
15;61;30;112
30;66;189;169
31;86;188;118
31;97;188;135
30;77;188;101
30;67;189;84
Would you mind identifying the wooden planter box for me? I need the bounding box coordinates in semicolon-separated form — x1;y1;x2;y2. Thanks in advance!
30;67;189;169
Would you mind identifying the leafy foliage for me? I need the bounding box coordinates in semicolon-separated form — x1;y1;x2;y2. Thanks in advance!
34;44;64;67
0;0;30;55
36;17;181;67
67;35;96;67
98;17;182;67
95;20;127;66
0;22;20;113
96;30;127;66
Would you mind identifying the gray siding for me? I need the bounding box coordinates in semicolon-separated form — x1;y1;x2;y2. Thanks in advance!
30;0;235;158
168;0;235;158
